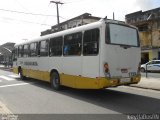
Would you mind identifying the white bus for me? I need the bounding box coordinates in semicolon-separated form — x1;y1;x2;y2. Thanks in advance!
12;18;141;90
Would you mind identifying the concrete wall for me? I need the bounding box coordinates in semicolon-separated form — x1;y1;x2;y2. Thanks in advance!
152;30;160;47
140;29;160;47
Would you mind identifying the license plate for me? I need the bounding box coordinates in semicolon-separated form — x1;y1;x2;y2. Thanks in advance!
120;78;130;83
129;72;136;77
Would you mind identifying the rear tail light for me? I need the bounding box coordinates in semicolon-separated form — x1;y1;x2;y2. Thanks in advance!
104;63;109;73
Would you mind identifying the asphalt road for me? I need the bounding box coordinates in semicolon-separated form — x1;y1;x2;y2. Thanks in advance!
0;69;160;115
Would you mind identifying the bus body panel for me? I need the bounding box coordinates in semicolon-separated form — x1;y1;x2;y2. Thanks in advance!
82;56;99;78
60;56;82;87
12;19;141;89
100;45;141;78
48;57;63;73
61;57;82;76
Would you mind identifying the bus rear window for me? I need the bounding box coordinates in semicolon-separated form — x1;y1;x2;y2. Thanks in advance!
106;23;139;47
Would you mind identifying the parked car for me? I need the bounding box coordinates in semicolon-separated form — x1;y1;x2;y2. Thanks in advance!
141;60;160;72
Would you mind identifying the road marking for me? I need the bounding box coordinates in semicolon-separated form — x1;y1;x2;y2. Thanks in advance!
0;83;29;88
0;75;15;81
8;74;19;78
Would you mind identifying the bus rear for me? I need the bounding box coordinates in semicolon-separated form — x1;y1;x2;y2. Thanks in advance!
100;20;141;87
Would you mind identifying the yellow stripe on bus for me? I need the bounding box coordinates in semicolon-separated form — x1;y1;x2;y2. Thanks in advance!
12;67;141;89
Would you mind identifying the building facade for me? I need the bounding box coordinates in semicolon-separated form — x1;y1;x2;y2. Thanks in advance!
0;42;15;67
125;8;160;64
41;13;101;36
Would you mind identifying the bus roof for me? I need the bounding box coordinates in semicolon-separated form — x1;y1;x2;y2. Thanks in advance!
15;18;136;47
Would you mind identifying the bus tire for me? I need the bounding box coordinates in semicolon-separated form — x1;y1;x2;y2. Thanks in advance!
50;71;61;90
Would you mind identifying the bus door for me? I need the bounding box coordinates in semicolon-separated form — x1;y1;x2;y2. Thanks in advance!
82;28;100;79
61;32;83;87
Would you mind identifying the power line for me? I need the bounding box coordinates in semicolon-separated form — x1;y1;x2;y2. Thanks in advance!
13;0;30;12
0;8;65;19
63;0;86;4
0;16;52;26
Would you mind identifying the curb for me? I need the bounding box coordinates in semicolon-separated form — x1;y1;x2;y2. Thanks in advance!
130;85;160;91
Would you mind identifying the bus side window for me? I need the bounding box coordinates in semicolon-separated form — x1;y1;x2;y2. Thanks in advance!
63;32;82;56
40;40;49;57
83;28;99;56
63;45;69;55
12;48;17;61
30;42;38;57
50;37;62;56
23;44;29;57
18;45;24;57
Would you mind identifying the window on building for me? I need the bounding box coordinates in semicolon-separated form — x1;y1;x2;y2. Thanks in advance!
83;28;99;55
40;40;49;57
64;32;82;56
138;25;148;31
50;36;63;56
23;44;29;57
157;20;160;29
30;42;38;57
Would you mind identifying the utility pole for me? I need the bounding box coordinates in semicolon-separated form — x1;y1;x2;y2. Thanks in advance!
50;1;64;30
113;12;115;20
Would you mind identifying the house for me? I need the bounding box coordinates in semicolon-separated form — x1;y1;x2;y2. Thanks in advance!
41;13;101;36
125;7;160;64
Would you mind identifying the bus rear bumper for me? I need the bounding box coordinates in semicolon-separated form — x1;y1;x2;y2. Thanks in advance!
60;74;141;89
99;74;141;88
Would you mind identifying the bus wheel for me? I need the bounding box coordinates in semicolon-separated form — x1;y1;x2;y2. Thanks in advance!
50;71;61;90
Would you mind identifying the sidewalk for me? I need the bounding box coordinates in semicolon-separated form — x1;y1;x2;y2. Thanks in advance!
0;65;12;72
0;65;5;68
130;76;160;91
0;101;12;114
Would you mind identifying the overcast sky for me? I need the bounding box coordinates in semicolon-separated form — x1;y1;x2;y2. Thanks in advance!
0;0;159;45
